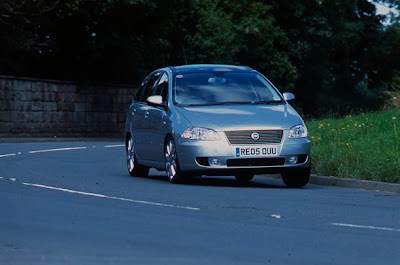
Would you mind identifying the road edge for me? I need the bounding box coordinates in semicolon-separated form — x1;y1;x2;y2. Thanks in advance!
310;174;400;194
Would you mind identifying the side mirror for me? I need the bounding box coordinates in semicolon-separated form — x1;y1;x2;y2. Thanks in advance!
147;95;164;106
282;92;295;101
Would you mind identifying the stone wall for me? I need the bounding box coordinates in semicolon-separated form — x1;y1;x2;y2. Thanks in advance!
0;76;137;138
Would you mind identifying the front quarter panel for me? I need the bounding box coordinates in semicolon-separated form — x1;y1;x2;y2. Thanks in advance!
167;105;193;144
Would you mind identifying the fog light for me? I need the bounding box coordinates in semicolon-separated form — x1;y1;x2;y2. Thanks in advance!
209;157;222;166
289;156;298;164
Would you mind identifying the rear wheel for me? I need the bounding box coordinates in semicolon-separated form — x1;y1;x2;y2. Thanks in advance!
281;165;310;188
126;136;149;177
164;137;185;183
235;173;254;183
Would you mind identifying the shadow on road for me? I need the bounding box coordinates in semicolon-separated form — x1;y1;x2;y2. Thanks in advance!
141;173;286;189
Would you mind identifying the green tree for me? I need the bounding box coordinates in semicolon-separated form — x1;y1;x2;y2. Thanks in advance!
1;0;399;116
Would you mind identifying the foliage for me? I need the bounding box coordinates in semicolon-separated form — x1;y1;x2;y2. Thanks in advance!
0;0;399;116
307;109;400;183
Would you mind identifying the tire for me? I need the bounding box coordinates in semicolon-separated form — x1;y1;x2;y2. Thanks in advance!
164;137;185;183
235;173;254;183
281;165;311;188
126;136;149;177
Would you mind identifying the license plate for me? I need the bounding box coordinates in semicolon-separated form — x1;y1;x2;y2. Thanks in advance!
235;147;278;157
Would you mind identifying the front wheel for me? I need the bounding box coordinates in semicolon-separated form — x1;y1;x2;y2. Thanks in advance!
126;136;149;177
281;165;310;188
164;137;185;183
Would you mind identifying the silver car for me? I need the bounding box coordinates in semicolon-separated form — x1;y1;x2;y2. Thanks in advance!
125;64;311;187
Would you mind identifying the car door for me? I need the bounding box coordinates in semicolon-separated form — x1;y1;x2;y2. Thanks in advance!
130;74;148;138
141;72;169;162
134;71;162;160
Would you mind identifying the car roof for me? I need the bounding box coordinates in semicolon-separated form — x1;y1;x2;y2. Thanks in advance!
169;64;254;73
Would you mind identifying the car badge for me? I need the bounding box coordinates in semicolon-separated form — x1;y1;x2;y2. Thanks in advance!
251;132;260;141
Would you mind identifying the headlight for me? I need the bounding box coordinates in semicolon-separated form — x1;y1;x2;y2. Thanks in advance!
181;127;220;141
288;125;308;138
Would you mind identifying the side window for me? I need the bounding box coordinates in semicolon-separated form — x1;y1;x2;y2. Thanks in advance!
153;72;169;101
134;75;149;102
142;72;161;102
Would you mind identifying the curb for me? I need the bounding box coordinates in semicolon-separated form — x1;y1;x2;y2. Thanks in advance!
310;174;400;194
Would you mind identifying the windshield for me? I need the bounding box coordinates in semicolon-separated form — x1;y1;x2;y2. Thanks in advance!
173;72;283;106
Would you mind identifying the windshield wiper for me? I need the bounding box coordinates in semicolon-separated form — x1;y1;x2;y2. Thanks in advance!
181;101;253;107
251;100;283;104
207;101;253;106
180;100;283;107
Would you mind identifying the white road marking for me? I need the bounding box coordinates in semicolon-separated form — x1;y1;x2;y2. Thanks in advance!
0;177;3;179
22;182;200;211
331;223;400;232
0;153;16;158
104;144;125;148
271;214;282;219
29;147;87;154
10;178;16;182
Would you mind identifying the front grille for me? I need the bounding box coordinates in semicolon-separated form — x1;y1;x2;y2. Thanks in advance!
227;158;285;167
225;130;283;145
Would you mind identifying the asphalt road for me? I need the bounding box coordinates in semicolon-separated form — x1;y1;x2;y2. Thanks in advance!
1;141;399;265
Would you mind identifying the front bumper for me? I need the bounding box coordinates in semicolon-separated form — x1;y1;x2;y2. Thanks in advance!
176;130;311;176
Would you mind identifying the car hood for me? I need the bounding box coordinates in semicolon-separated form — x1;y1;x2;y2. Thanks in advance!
175;104;304;131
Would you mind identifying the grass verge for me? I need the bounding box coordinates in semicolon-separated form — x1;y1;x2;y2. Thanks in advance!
307;109;400;183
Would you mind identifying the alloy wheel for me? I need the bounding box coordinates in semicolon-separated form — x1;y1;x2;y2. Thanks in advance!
165;138;183;183
126;137;135;173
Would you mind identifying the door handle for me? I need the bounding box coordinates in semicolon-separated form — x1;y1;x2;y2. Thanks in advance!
145;111;150;117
